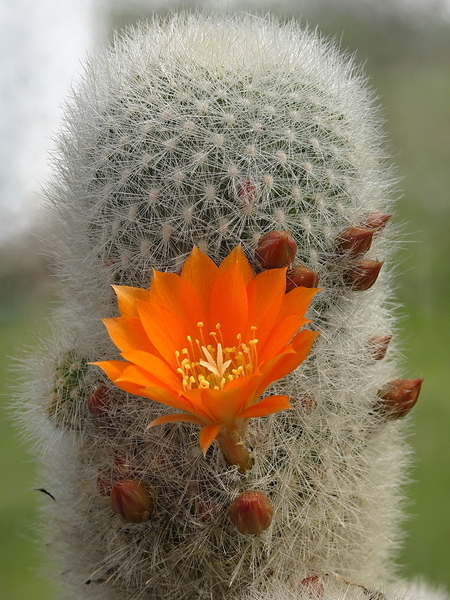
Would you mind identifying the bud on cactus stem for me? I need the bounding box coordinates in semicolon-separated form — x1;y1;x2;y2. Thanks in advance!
110;480;154;523
336;226;374;256
378;378;423;419
286;265;319;292
229;491;274;535
369;335;392;361
345;259;383;291
256;230;297;269
365;212;393;231
301;575;325;598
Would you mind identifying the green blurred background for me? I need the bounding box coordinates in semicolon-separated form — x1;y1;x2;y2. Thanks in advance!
1;3;449;598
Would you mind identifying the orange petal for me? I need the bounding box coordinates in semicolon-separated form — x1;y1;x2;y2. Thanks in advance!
209;262;248;345
92;360;146;396
219;245;254;284
238;395;292;419
180;246;219;307
149;413;205;427
119;363;159;388
149;271;205;333
199;423;224;455
112;285;150;317
246;267;287;346
258;313;310;363
102;317;157;354
142;384;207;418
290;328;320;356
277;286;319;323
119;363;183;397
254;330;319;398
136;300;188;368
120;349;181;390
194;386;252;426
180;388;218;423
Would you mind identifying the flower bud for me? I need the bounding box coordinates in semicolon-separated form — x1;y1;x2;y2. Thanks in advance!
229;491;274;535
256;230;297;269
364;212;392;231
344;259;383;291
97;455;134;496
336;226;374;255
300;575;325;598
88;385;111;416
110;479;154;523
378;378;423;419
368;334;392;360
195;499;218;523
299;392;318;412
286;265;319;292
237;179;259;203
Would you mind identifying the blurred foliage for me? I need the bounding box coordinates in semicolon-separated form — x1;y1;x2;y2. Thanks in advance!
1;6;449;598
0;237;56;598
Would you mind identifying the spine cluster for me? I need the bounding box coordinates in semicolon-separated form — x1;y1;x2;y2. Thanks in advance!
18;13;436;600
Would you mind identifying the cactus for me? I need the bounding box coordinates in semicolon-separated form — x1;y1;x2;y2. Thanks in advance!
18;12;447;600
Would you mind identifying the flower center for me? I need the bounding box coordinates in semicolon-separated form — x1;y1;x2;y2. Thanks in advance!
175;322;259;391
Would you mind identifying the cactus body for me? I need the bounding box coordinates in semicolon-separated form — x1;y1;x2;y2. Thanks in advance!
18;13;443;600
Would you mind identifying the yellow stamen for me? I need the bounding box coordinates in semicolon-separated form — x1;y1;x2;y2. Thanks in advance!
176;322;259;391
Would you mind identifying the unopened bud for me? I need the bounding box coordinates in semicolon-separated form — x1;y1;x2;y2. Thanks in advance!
286;265;319;292
378;378;423;419
196;500;218;523
237;179;258;203
364;212;392;231
256;230;297;269
344;259;383;291
230;491;274;535
98;455;134;496
336;226;374;255
88;385;112;416
369;334;392;360
299;392;318;412
300;575;325;598
110;479;154;523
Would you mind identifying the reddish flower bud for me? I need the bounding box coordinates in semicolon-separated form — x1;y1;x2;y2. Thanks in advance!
368;334;392;360
237;179;259;203
286;265;319;292
97;455;134;496
256;231;297;269
230;491;274;535
378;378;423;419
195;499;218;523
300;575;325;598
103;257;116;268
110;479;154;523
344;259;383;291
299;392;318;412
364;212;392;231
88;385;112;416
336;226;374;255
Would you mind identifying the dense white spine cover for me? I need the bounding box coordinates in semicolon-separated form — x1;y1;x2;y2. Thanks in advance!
18;12;445;600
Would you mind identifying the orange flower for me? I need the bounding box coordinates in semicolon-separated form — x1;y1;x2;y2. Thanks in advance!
93;246;318;468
